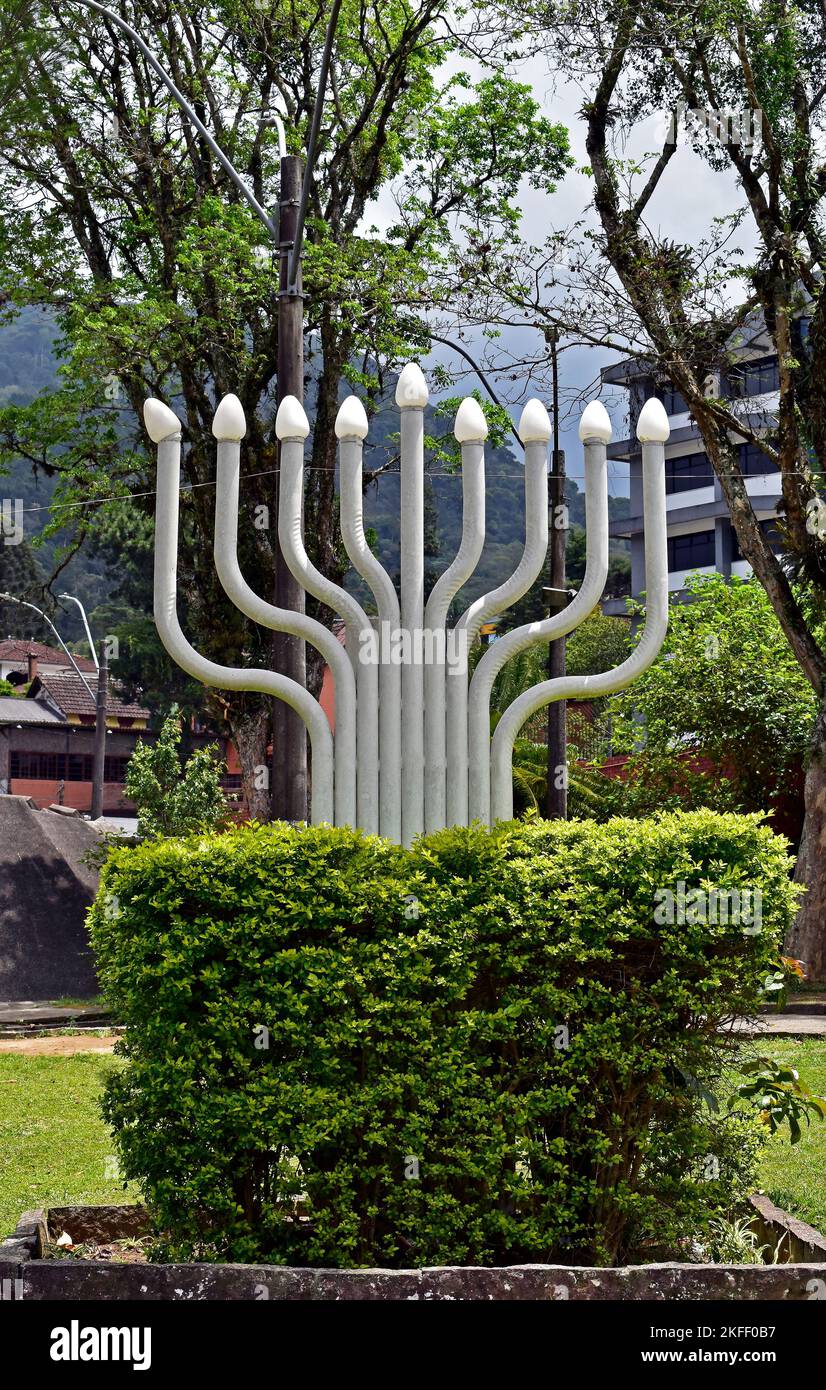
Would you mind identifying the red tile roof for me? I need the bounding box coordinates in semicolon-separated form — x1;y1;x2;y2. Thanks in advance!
30;671;149;721
0;639;97;673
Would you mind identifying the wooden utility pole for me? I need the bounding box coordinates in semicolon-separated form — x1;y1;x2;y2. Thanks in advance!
90;640;108;819
272;153;308;821
546;330;568;819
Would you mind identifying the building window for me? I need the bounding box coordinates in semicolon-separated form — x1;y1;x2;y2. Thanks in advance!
655;384;688;415
725;355;780;397
665;452;714;494
9;751;132;782
738;442;777;475
731;518;785;561
667;529;715;572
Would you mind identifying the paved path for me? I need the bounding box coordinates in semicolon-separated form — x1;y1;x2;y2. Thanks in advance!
736;1015;826;1037
0;1034;117;1055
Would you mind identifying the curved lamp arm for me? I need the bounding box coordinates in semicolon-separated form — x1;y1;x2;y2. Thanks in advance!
336;395;401;841
445;398;552;827
211;394;356;828
148;400;333;825
489;401;670;824
275;396;379;833
467;403;611;825
422;397;487;832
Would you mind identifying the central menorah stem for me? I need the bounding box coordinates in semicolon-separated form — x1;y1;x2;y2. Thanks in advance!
398;367;428;846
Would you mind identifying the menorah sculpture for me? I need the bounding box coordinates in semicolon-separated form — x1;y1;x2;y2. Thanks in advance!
146;365;670;846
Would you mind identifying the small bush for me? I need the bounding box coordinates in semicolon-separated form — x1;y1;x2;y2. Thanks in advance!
89;811;796;1268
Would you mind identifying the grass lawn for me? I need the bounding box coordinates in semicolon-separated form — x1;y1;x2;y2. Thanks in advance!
755;1038;826;1235
0;1053;137;1238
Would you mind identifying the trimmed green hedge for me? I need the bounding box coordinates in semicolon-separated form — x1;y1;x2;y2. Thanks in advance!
89;811;796;1267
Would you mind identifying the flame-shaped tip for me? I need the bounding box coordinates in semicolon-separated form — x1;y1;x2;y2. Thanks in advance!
518;398;552;444
395;362;429;409
212;393;247;441
275;395;310;441
578;400;612;444
335;395;369;440
454;397;488;443
636;397;670;443
143;398;181;443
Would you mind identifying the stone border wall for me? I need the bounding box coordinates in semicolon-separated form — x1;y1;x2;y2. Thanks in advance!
2;1204;825;1301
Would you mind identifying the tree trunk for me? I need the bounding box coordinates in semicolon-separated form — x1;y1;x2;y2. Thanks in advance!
787;696;826;982
230;706;271;823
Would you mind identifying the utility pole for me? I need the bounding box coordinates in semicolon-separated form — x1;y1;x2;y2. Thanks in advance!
272;153;307;822
546;330;568;819
91;640;108;819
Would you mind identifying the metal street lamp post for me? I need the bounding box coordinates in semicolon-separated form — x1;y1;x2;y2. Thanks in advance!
58;592;99;669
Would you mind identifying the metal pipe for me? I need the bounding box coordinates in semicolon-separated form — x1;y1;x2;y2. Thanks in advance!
211;395;356;827
70;0;279;242
336;396;401;842
397;364;428;846
489;400;670;823
423;398;487;832
275;395;379;834
0;592;97;700
287;0;344;292
147;398;334;825
467;402;611;825
445;399;551;827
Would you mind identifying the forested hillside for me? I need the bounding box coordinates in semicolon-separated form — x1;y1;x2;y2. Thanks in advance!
0;305;629;674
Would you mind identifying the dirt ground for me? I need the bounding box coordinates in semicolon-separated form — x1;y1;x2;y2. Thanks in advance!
0;1033;118;1056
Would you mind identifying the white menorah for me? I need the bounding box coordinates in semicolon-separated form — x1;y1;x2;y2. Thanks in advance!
146;364;670;846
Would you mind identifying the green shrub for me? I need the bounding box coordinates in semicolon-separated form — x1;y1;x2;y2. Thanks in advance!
89;811;797;1268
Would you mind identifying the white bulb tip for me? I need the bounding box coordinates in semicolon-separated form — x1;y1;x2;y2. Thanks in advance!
143;398;181;443
212;393;247;441
454;397;488;443
636;397;671;443
518;398;552;444
395;362;429;409
335;395;369;440
578;400;612;444
275;395;310;441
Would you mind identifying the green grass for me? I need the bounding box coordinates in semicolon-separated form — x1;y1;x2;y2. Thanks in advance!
0;1054;137;1238
754;1038;826;1235
47;996;106;1010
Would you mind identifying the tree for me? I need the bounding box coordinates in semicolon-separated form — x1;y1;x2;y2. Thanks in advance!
467;0;826;976
0;535;49;637
125;706;229;839
0;0;571;818
611;573;815;817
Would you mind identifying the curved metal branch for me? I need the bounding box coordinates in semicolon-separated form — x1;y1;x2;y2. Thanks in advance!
153;431;333;825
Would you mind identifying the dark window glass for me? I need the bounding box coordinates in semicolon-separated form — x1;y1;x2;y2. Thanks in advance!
665;452;714;494
655;384;687;414
667;529;716;572
10;752;66;780
731;518;784;561
726;355;780;397
739;442;777;475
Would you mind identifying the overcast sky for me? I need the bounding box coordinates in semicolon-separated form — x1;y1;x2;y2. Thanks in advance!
395;51;754;495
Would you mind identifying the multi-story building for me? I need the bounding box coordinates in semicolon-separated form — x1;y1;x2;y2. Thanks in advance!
601;318;802;611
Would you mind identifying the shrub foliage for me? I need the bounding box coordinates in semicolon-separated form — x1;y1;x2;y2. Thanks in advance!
89;812;796;1267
